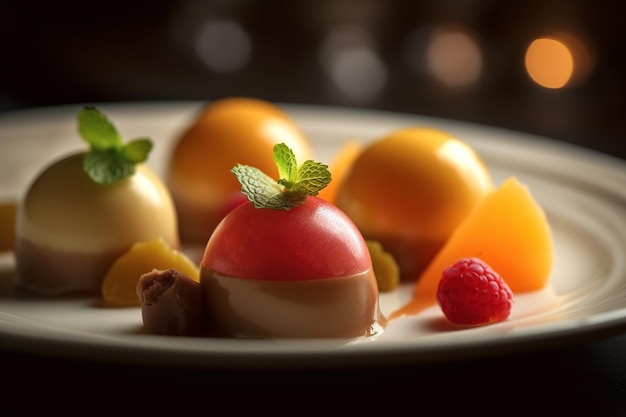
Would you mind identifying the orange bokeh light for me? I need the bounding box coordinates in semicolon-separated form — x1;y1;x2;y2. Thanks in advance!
525;34;592;89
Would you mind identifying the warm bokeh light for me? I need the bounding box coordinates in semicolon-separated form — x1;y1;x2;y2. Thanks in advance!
319;25;387;100
426;24;483;87
525;34;593;89
404;23;483;88
525;38;573;88
195;19;252;73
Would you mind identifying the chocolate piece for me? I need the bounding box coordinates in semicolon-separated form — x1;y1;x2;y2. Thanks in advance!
137;268;208;336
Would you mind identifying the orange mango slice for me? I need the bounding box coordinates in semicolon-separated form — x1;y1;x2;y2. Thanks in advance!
391;177;554;319
101;237;200;307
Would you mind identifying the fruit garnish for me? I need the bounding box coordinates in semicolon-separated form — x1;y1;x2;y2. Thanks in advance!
367;240;400;292
389;176;552;319
231;143;331;210
101;237;199;307
78;106;153;184
436;257;514;326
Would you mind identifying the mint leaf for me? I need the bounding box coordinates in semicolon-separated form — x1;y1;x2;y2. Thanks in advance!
77;107;153;184
84;149;136;184
78;107;122;150
273;143;298;186
232;143;332;210
290;159;331;196
122;138;153;163
231;164;295;209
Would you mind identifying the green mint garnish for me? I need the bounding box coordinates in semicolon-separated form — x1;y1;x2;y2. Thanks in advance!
231;143;332;210
77;106;153;184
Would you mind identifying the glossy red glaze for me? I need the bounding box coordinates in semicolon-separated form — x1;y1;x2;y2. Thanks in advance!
201;196;371;281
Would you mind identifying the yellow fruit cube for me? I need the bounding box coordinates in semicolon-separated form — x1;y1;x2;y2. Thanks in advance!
101;237;199;307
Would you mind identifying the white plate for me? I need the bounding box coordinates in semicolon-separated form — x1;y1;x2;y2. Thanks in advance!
1;101;625;369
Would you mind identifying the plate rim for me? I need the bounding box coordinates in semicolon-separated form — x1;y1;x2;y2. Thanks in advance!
1;101;625;369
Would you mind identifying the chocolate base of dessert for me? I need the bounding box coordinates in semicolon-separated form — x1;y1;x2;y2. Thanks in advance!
201;267;387;339
13;238;122;295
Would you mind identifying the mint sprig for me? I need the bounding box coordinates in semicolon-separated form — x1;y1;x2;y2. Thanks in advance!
231;143;332;210
77;106;153;184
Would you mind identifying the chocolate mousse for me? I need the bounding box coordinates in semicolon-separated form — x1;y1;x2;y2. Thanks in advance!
201;268;386;339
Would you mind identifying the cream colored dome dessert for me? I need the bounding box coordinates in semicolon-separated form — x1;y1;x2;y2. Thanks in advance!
14;107;179;295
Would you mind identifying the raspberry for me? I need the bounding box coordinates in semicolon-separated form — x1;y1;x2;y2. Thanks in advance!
436;257;514;326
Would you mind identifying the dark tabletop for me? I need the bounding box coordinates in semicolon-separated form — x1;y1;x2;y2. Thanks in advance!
2;333;625;414
1;1;624;414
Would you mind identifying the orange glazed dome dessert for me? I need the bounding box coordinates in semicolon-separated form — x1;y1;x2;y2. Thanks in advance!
335;127;493;281
166;97;314;244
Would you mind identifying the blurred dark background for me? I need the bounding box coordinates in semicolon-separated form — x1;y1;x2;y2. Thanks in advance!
1;0;624;159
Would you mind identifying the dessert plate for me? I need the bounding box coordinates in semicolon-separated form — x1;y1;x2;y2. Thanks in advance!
0;101;625;369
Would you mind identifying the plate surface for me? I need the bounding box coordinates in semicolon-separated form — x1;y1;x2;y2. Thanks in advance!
1;102;625;369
